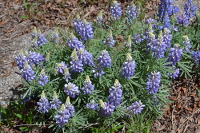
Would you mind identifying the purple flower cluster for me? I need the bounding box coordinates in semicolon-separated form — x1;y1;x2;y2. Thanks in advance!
103;30;115;48
55;62;68;74
163;28;172;50
86;100;98;110
126;2;137;23
166;44;183;66
55;97;75;128
69;49;84;73
121;53;136;80
37;91;50;113
51;28;59;44
38;69;49;86
176;0;196;27
99;100;115;117
50;91;62;110
81;75;94;94
93;50;111;77
31;28;47;47
21;61;36;81
146;72;161;94
96;11;103;24
15;50;45;70
67;33;85;50
64;82;80;98
126;101;145;115
77;48;95;66
63;68;71;83
169;68;180;79
110;1;122;20
73;18;93;41
108;79;122;106
55;104;70;128
183;35;191;53
191;51;200;65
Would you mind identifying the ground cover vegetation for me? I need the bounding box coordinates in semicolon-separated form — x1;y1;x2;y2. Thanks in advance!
0;0;200;132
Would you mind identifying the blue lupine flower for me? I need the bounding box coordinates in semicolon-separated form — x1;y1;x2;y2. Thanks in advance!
65;97;75;117
27;51;45;65
191;51;200;65
110;1;122;20
63;68;71;83
38;69;49;86
15;50;28;70
81;75;94;94
176;14;190;27
73;18;93;41
64;82;80;98
169;68;180;79
69;49;84;73
96;11;103;24
21;61;35;81
67;33;85;50
158;0;174;21
127;101;145;115
126;2;137;23
103;30;115;48
37;91;50;113
51;27;59;44
86;100;98;110
55;104;70;128
184;0;197;18
77;48;95;66
183;35;191;53
167;44;182;66
99;100;115;117
55;62;68;74
163;28;172;50
31;27;38;39
93;66;105;78
108;79;122;107
146;72;161;94
50;91;62;110
146;32;157;52
121;53;136;80
32;29;47;47
97;50;112;68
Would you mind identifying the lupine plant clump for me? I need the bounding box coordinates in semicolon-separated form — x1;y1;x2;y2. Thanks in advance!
6;0;200;132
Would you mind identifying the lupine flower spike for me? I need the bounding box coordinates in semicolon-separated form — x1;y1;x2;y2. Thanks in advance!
108;79;122;106
67;33;85;50
69;49;84;73
31;27;38;39
55;104;70;128
127;101;145;115
52;27;59;44
15;50;27;70
64;82;80;98
37;91;50;113
121;53;136;80
167;44;182;66
126;2;137;23
99;100;115;117
97;50;112;68
182;35;191;53
146;72;161;94
50;91;62;110
55;62;68;74
65;96;75;117
63;67;71;83
38;69;49;86
103;30;115;48
21;61;35;81
86;100;98;110
96;10;103;24
77;48;95;66
110;1;122;20
81;75;94;94
191;51;200;65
